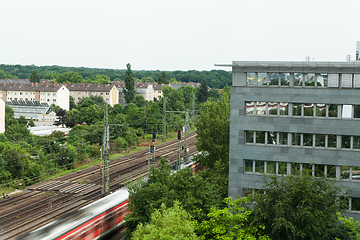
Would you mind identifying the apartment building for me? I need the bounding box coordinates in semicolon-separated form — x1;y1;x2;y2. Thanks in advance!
66;83;119;106
153;84;164;100
0;82;69;110
227;61;360;219
0;98;4;133
114;81;154;104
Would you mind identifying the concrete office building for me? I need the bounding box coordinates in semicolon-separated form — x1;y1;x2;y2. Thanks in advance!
226;61;360;218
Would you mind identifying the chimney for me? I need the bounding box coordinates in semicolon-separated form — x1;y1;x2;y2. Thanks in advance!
346;54;351;62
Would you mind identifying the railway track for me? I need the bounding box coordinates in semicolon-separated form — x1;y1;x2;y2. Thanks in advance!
0;132;198;239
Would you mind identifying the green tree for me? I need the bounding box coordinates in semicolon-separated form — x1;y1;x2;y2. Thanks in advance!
43;71;60;80
158;71;169;84
251;174;348;240
195;197;270;240
337;213;360;239
123;63;135;104
93;74;110;84
30;70;40;83
125;159;222;236
194;93;230;198
54;108;67;127
0;70;6;79
69;96;76;110
56;71;83;83
196;79;209;103
133;95;146;108
208;89;220;100
132;202;199;240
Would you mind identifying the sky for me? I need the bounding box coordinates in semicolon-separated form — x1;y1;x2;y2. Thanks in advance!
1;0;360;71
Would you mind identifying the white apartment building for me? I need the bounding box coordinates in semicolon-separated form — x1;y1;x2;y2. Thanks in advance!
0;83;69;110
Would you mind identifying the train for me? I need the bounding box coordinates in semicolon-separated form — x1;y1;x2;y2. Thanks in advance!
17;188;129;240
17;161;200;240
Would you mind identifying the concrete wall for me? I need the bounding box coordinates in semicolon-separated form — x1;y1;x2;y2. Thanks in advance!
0;99;4;133
56;85;70;111
229;61;360;218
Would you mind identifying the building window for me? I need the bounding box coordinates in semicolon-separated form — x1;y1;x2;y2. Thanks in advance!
245;130;254;143
47;99;50;102
247;73;257;86
53;99;56;102
256;102;266;115
342;136;351;149
246;102;255;115
106;92;109;95
244;160;253;173
278;162;287;175
100;92;104;95
315;134;326;147
268;102;278;115
53;93;56;96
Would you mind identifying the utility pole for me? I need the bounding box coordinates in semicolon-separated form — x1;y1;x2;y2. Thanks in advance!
101;104;110;196
176;130;181;171
162;97;166;142
183;109;189;159
148;131;156;175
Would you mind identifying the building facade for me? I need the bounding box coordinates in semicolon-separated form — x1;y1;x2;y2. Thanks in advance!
0;98;4;133
66;83;119;106
228;61;360;218
0;83;69;110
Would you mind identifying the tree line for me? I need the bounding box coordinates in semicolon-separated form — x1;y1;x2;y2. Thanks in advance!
0;64;231;89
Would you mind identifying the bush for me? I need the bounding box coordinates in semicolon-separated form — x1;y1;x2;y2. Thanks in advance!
115;137;128;151
125;131;138;146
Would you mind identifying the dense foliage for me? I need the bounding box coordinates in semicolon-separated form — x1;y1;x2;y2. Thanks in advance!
123;63;135;104
195;197;270;240
125;159;223;237
250;174;348;240
0;64;231;89
194;92;230;198
132;202;199;240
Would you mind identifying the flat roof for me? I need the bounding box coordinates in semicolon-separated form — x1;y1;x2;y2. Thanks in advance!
215;61;360;73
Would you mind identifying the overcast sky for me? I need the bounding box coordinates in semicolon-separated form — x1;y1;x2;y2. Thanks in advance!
1;0;359;71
